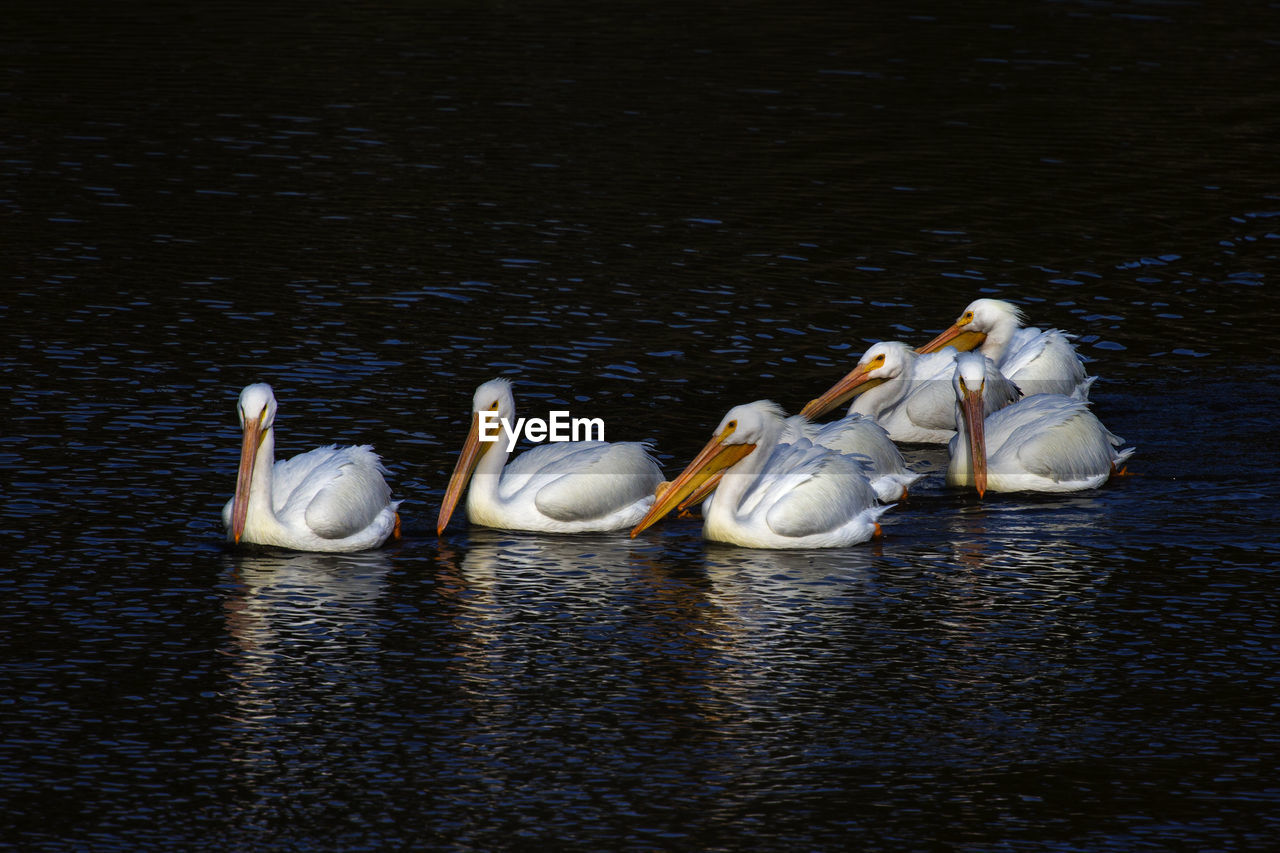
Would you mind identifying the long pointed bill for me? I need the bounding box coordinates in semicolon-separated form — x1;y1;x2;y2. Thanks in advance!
800;365;886;420
630;428;756;538
960;382;988;498
436;412;492;534
917;323;986;355
231;418;264;544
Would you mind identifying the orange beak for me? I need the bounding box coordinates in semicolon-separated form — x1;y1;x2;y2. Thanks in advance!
231;416;264;544
630;425;755;537
436;411;492;534
959;379;988;498
800;362;885;421
676;470;723;512
917;323;987;355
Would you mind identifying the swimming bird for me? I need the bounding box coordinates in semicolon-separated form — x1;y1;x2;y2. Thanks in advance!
631;400;888;549
436;378;663;534
223;383;401;552
678;412;920;510
947;351;1133;497
918;297;1094;399
801;340;1020;444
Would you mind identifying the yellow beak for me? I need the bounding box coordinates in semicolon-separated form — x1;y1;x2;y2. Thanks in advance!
959;381;988;498
917;322;987;355
231;417;264;544
437;412;493;534
676;470;723;512
630;425;755;537
800;363;885;421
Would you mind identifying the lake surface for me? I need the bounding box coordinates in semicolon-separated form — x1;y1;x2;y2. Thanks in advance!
4;0;1279;849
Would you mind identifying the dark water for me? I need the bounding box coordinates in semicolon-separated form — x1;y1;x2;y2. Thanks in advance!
4;1;1279;849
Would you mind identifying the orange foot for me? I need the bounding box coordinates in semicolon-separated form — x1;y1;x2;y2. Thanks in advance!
393;512;402;540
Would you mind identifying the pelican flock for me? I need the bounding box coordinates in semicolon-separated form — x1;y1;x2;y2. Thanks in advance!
223;297;1133;552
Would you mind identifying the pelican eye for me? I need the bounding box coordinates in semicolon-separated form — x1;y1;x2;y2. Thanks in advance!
960;311;974;325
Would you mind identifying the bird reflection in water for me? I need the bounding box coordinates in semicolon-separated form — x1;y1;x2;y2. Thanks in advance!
219;550;393;824
432;530;767;789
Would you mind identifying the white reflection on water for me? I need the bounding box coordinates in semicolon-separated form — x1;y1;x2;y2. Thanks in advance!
432;529;783;800
218;549;394;824
223;550;391;686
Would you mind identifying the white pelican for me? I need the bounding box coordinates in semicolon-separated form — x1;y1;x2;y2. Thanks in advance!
631;401;888;549
919;297;1094;399
223;383;401;552
801;341;1020;444
678;413;920;510
436;378;663;534
948;351;1134;497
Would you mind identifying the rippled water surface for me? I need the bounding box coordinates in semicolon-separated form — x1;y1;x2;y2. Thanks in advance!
4;1;1279;849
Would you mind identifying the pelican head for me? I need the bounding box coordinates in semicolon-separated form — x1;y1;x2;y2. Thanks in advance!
952;351;989;498
630;400;783;538
471;377;516;423
437;378;517;535
919;297;1024;355
801;340;916;420
231;383;279;543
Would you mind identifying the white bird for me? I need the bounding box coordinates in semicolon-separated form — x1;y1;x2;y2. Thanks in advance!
801;340;1020;444
947;351;1134;497
679;413;920;510
436;378;663;534
632;400;888;549
222;383;401;552
919;297;1094;399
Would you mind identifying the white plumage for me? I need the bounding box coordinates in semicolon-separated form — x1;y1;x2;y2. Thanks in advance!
780;414;921;501
436;378;664;534
802;340;1020;444
920;298;1094;399
632;401;888;549
222;383;400;552
947;351;1134;496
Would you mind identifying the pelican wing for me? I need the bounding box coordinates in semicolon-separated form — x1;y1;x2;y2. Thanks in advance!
903;377;959;431
787;413;888;455
269;445;349;515
527;441;663;522
294;446;392;539
995;396;1116;483
747;444;875;539
1001;327;1089;398
786;414;919;501
1000;325;1050;376
899;348;965;431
